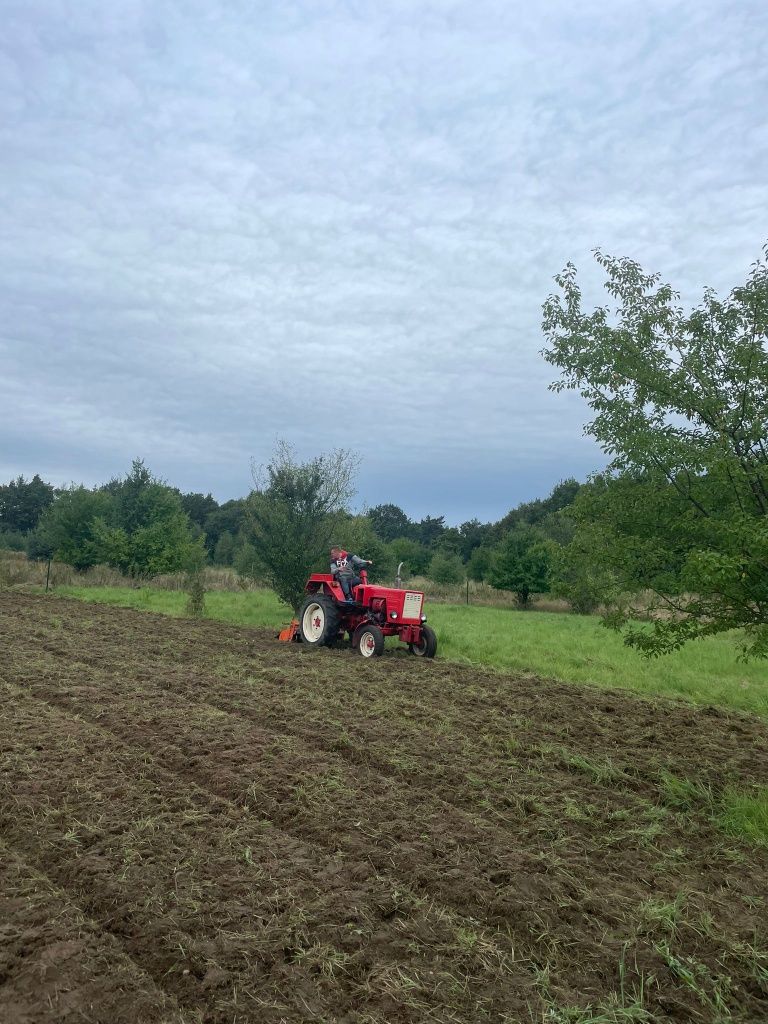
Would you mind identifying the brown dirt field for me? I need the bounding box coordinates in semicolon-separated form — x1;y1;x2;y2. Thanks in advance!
1;593;767;1023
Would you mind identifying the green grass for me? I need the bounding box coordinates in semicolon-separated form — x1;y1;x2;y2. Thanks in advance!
54;585;767;717
430;603;767;717
717;786;768;846
659;772;768;847
658;771;713;810
55;585;288;630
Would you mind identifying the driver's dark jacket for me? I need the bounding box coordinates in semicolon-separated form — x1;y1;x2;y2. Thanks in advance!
330;552;367;579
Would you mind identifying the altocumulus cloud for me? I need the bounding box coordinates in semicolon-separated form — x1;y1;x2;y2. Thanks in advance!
1;0;766;521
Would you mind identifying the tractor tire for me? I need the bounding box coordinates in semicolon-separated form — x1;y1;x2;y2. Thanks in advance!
299;593;341;649
409;624;437;658
353;622;385;658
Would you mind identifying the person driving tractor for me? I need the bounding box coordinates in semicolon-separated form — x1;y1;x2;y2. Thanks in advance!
330;546;372;603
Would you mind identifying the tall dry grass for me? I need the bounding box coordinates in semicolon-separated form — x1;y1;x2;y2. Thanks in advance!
0;551;263;594
405;575;570;611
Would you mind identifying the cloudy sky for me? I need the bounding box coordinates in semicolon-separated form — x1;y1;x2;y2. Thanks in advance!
1;0;766;523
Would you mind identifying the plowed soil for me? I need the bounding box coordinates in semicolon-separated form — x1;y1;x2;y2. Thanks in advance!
1;593;767;1023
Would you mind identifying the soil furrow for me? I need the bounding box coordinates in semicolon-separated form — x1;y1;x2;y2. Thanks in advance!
3;593;768;1024
5;595;767;785
14;673;653;966
15;680;538;980
0;838;185;1024
0;683;543;1023
10;648;767;1019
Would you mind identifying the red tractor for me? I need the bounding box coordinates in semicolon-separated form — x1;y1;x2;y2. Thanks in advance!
282;569;437;658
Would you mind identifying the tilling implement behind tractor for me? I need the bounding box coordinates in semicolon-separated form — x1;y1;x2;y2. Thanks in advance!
278;569;437;658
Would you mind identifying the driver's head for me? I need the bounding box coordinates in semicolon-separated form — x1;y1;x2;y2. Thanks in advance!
330;546;341;558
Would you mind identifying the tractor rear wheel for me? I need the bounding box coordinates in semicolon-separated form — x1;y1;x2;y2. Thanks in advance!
299;593;341;648
409;624;437;658
353;622;385;658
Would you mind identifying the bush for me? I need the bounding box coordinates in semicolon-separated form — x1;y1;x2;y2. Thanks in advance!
428;551;464;585
466;545;493;582
489;528;551;606
0;530;26;552
183;550;207;618
388;537;431;577
213;531;236;566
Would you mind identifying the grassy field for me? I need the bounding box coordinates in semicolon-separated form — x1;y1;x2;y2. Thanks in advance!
55;584;768;717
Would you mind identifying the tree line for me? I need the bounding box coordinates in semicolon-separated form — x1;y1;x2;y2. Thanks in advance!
2;244;766;657
0;452;582;609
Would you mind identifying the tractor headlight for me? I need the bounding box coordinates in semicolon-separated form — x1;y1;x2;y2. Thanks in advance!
420;614;427;622
390;611;398;619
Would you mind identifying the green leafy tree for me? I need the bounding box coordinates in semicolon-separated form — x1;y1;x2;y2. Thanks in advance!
428;551;464;585
542;246;768;656
413;515;446;548
538;508;578;547
203;499;247;557
466;544;493;582
93;460;201;577
458;518;492;561
367;503;412;542
213;530;236;566
34;486;113;570
550;511;615;614
233;539;263;581
244;441;359;611
488;527;551;606
493;478;581;540
0;474;55;534
37;461;201;576
178;491;219;530
387;536;431;577
434;527;463;557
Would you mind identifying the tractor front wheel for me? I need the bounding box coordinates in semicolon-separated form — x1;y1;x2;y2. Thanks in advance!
353;622;385;658
409;624;437;658
298;594;341;648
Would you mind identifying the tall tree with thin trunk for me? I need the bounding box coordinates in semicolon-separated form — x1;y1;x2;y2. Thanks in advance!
245;441;359;611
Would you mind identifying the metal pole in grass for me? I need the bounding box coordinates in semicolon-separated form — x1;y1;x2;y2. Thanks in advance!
466;579;469;605
45;558;51;593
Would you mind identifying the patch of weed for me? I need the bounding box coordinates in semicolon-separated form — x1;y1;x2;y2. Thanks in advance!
659;774;768;848
717;785;768;846
654;941;734;1020
638;891;687;936
292;942;351;978
658;771;713;810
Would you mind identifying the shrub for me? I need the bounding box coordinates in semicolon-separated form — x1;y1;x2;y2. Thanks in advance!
488;528;551;606
428;551;464;585
183;550;207;618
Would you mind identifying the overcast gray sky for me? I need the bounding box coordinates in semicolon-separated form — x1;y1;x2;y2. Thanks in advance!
1;0;766;523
